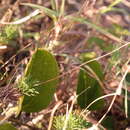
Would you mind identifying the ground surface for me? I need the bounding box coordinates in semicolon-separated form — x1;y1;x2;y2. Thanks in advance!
0;0;130;130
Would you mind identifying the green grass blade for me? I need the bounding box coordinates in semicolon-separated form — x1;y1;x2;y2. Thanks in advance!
67;16;126;44
109;0;123;8
21;3;59;18
100;0;124;13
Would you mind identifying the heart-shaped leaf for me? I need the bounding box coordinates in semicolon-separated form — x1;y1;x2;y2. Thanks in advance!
19;49;59;112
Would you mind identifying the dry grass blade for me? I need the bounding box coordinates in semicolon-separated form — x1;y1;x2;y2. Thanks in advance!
0;9;41;25
48;101;62;130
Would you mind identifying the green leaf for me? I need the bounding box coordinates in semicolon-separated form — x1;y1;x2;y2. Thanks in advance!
20;49;59;112
0;123;17;130
77;53;104;110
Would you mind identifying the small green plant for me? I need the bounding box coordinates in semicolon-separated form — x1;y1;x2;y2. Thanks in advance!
53;113;92;130
0;25;18;45
18;77;39;96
